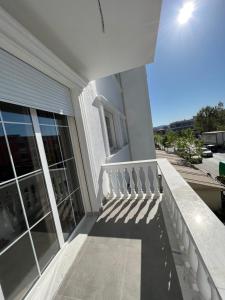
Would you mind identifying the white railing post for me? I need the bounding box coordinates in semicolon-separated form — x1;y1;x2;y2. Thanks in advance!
143;165;152;198
107;168;115;199
127;166;136;199
115;169;123;198
121;167;129;198
196;256;211;300
135;166;144;198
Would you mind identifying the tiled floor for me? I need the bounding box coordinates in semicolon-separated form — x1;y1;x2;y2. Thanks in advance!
55;196;184;300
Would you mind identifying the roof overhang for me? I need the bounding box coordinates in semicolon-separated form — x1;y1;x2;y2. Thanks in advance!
0;0;162;80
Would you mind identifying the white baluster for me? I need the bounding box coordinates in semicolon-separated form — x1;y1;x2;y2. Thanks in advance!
182;225;189;254
107;168;115;199
210;283;220;300
153;164;160;199
115;169;123;198
121;167;129;198
173;206;178;229
188;239;198;290
196;257;211;300
128;166;136;199
143;165;152;198
135;166;144;199
177;213;183;249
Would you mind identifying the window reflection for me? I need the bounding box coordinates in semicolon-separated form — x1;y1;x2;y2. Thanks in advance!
19;172;51;226
54;114;68;126
40;125;62;165
0;124;14;182
31;213;59;272
0;234;39;300
1;102;32;124
65;159;79;193
37;111;55;126
58;199;75;241
58;126;73;160
71;189;85;224
5;124;41;176
49;163;69;204
0;181;27;252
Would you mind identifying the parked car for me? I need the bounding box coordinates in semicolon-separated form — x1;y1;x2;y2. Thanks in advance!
190;155;202;164
206;144;218;152
201;147;213;158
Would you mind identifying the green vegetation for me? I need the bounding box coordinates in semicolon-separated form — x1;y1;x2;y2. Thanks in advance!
194;101;225;132
154;128;203;164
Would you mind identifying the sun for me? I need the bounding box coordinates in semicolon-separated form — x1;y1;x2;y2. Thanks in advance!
177;1;195;25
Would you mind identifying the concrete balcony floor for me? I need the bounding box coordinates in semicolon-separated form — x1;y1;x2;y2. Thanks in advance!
55;196;190;300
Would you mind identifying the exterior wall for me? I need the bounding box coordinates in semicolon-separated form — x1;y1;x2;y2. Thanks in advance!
77;76;131;211
120;66;156;160
190;183;222;211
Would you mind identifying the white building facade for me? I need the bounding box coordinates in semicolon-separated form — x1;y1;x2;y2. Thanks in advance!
1;2;225;300
0;2;160;299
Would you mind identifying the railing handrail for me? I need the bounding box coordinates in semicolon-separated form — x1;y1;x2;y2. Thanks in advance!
102;158;158;169
102;158;225;299
157;159;225;299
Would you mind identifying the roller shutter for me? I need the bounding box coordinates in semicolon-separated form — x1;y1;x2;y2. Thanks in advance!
0;48;74;116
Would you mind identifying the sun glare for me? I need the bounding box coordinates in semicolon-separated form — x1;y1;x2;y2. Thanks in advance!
177;1;195;25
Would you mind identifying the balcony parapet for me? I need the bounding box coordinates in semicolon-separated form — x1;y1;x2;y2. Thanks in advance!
102;158;225;300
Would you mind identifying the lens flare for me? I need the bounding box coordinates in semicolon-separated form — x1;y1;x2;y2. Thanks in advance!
177;2;195;25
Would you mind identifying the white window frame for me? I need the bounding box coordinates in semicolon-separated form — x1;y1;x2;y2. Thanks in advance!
120;116;128;146
94;96;128;158
104;110;117;154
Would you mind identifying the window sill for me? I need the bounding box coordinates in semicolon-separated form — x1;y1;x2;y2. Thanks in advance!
106;144;129;163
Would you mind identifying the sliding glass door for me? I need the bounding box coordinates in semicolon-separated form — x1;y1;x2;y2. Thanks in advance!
0;102;85;300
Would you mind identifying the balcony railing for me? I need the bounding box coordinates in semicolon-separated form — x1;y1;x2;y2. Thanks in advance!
102;158;225;300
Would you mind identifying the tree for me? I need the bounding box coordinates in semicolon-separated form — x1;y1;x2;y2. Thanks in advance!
194;105;218;132
194;102;225;132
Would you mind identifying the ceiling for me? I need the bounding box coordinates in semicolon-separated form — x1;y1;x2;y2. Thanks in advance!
0;0;162;80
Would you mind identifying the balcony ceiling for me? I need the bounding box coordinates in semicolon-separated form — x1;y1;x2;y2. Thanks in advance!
0;0;162;80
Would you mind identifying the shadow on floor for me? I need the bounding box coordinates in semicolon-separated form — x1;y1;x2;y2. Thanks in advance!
56;196;183;300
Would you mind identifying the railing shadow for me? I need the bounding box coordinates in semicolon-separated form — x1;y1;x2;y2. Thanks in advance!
87;196;183;300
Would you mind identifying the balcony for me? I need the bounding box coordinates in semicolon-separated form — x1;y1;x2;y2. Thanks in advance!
54;159;225;300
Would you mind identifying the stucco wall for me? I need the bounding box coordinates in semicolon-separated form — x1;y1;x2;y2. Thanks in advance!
121;66;156;160
78;76;131;211
95;75;124;113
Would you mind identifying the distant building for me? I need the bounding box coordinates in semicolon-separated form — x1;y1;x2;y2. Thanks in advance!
153;125;169;134
169;118;194;132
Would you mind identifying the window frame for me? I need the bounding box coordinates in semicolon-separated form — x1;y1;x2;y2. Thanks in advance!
104;110;118;154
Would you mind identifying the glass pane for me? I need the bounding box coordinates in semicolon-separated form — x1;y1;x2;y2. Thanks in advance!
54;113;68;126
0;181;27;252
0;124;14;182
71;189;85;224
58;126;73;160
64;159;79;193
5;124;41;176
31;213;59;272
0;233;39;300
37;110;55;125
49;163;69;204
1;102;31;123
58;199;75;241
105;115;114;149
19;172;51;226
40;125;62;165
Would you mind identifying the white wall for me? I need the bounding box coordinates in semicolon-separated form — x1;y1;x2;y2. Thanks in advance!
95;75;124;113
77;75;131;211
121;66;156;160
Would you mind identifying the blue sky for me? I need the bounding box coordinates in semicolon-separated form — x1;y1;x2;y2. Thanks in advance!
147;0;225;127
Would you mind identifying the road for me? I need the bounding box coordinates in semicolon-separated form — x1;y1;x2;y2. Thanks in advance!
197;152;225;179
